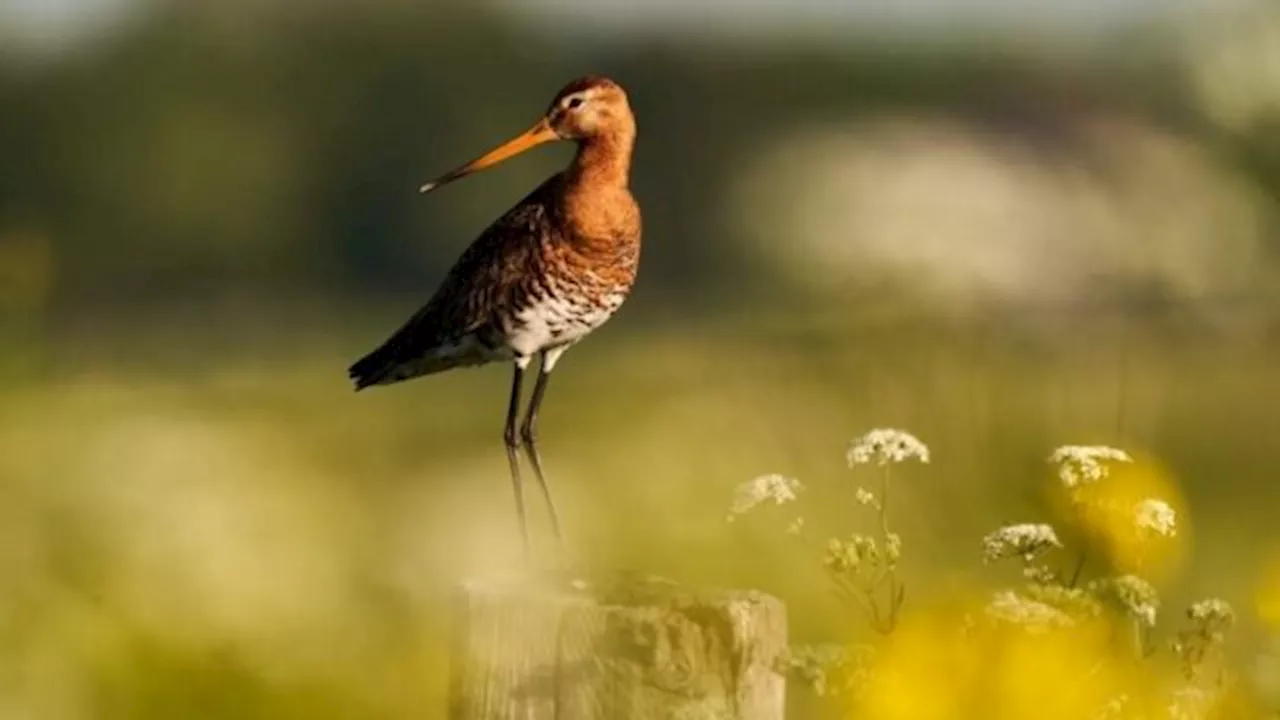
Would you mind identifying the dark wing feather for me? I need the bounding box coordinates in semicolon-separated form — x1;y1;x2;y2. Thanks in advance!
348;176;561;390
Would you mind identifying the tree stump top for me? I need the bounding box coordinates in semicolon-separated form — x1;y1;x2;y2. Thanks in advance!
451;573;788;720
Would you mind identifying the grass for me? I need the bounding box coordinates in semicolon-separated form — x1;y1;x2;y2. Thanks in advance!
1;311;1279;717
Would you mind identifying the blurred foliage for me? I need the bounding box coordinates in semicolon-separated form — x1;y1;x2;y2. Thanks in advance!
3;0;1278;322
4;0;1280;717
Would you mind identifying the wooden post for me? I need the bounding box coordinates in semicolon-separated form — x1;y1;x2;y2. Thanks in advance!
449;575;788;719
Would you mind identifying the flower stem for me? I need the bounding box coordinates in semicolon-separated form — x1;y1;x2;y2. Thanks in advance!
880;465;901;631
879;465;891;537
1068;550;1087;588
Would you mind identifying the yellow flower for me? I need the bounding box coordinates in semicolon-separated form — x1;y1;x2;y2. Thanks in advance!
856;598;1142;720
1049;451;1187;583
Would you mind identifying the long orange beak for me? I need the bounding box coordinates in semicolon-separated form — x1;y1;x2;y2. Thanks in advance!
419;118;559;194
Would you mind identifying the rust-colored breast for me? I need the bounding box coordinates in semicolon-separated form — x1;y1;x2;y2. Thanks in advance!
348;173;640;387
496;176;641;359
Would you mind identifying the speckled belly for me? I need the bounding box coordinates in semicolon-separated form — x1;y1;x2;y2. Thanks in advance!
503;289;628;358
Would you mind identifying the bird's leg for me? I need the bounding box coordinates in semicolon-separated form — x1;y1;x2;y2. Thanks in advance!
520;356;563;545
504;363;530;557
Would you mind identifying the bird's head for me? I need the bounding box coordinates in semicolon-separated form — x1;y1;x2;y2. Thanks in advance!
544;75;632;142
419;75;632;194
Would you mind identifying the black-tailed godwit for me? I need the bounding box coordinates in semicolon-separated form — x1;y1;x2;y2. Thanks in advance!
349;76;640;553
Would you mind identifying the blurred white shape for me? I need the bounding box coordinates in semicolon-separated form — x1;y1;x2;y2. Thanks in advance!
729;114;1269;322
985;589;1075;632
74;409;360;673
389;457;535;599
1184;3;1280;132
727;473;804;519
0;0;148;59
1134;498;1177;538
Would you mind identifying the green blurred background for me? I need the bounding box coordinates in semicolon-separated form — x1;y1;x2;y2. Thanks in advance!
4;0;1280;716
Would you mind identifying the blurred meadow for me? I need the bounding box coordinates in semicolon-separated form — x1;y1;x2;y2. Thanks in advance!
4;0;1280;717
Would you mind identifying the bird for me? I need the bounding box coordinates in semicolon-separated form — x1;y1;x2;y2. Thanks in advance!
348;75;641;554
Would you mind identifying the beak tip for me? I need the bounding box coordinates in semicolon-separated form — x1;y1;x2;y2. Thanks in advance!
416;119;554;196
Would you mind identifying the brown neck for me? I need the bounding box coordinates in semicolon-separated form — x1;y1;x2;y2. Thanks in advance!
567;127;634;191
558;125;639;249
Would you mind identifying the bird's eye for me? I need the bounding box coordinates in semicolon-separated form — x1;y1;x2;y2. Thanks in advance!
567;97;584;110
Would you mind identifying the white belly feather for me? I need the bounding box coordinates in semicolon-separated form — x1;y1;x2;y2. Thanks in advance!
505;291;627;361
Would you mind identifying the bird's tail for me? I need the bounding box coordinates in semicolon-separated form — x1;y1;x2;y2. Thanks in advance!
347;343;398;391
348;334;483;391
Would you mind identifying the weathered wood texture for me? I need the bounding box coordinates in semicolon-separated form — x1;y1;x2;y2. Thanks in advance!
449;576;787;720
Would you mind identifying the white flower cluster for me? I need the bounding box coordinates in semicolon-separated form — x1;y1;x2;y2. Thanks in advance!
787;643;876;699
854;487;878;507
847;428;930;467
1167;686;1212;720
727;474;803;520
1134;498;1178;538
1048;445;1132;488
985;590;1075;632
1094;574;1160;627
1024;583;1104;619
1187;598;1235;627
981;523;1062;564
